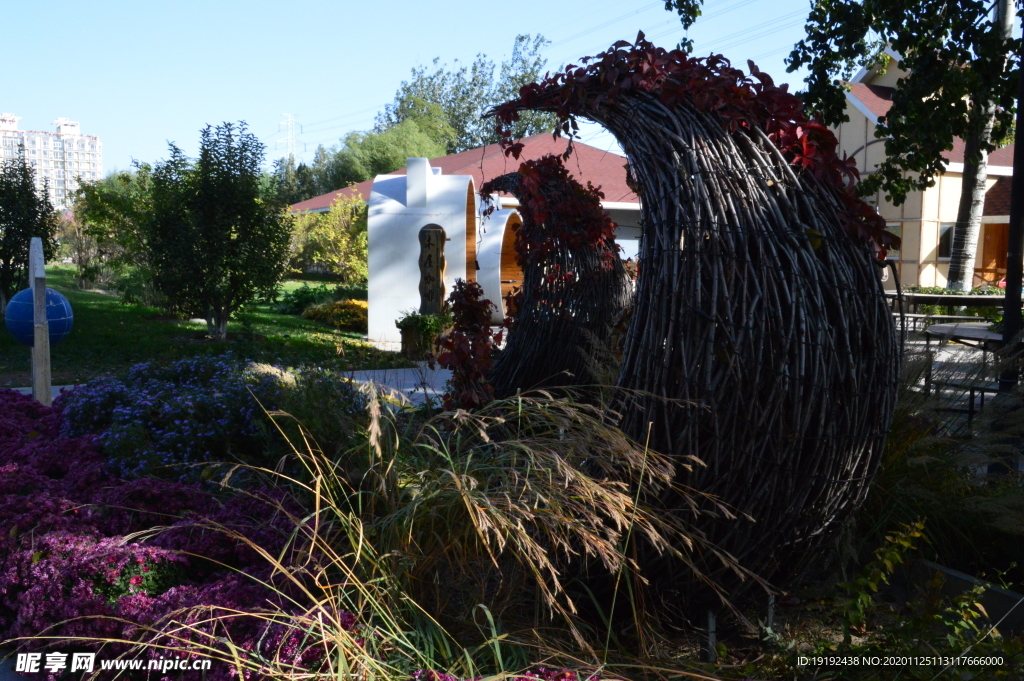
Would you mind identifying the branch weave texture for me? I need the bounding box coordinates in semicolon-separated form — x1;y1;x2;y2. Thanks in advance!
493;35;900;582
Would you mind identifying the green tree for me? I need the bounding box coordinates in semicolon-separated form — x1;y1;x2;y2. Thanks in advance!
0;150;58;314
274;154;322;205
274;114;450;205
288;194;368;281
667;0;1019;290
332;117;449;184
148;122;290;340
377;34;558;153
70;167;155;298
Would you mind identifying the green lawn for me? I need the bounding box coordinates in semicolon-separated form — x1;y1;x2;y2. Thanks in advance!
0;266;406;387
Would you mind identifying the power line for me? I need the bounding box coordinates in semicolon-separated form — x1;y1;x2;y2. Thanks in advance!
548;2;663;48
694;10;807;53
302;102;390;131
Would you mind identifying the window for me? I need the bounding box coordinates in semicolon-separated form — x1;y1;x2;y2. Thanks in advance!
886;223;902;260
938;223;957;259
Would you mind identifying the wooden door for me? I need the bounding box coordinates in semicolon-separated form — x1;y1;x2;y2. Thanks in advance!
976;222;1009;284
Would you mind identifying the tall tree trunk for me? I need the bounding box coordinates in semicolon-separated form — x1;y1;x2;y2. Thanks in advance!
946;0;1015;290
206;314;229;341
946;121;991;290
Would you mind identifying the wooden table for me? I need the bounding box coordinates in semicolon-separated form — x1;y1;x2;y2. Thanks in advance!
924;322;1003;352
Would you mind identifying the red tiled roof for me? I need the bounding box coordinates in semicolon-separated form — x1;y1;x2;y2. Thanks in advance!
848;83;895;118
984;176;1012;216
289;133;636;212
943;136;1015;167
846;83;1014;168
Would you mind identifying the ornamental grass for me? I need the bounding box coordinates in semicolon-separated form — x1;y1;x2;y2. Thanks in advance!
2;376;739;680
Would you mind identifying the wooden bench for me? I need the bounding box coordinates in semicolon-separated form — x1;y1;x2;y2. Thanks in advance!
892;313;983;332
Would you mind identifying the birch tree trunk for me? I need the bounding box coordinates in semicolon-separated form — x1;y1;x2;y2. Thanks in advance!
945;0;1015;290
947;121;991;290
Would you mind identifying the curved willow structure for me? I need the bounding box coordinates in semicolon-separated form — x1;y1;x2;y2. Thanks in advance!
493;37;900;581
481;157;632;398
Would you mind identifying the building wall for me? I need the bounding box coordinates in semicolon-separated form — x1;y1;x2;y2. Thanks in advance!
366;168;476;344
834;98;1003;289
0;114;103;210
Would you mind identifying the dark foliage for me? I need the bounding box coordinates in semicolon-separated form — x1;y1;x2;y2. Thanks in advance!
432;280;500;410
0;152;58;312
480;156;632;396
147;122;290;340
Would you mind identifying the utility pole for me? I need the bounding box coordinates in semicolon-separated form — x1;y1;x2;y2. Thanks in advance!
277;113;303;159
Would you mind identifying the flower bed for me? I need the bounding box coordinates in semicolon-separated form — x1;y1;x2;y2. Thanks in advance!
2;365;613;681
0;387;353;679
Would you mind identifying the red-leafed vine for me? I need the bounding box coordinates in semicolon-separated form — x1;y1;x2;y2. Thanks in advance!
485;33;901;590
493;34;898;258
480;155;631;397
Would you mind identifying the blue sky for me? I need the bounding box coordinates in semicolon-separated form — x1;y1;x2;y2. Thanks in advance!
1;0;813;174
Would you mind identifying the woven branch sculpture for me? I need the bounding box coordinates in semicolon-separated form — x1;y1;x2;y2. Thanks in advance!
480;158;632;397
492;35;901;582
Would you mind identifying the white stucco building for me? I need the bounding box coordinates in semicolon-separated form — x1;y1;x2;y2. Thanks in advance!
292;134;642;345
0;113;103;209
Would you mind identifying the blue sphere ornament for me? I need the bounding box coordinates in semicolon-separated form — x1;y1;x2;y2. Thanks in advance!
4;287;74;347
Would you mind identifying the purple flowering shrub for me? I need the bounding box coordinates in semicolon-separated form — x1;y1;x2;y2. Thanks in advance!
57;355;367;481
1;376;611;681
0;388;355;679
57;354;289;480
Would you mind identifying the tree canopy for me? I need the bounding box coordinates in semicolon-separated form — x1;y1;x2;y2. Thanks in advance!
275;106;452;205
148;122;290;340
287;194;368;282
274;35;558;206
670;0;1019;290
69;167;154;296
788;0;1019;205
0;152;58;313
378;34;558;154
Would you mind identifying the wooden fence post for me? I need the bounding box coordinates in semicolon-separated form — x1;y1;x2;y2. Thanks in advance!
29;237;51;407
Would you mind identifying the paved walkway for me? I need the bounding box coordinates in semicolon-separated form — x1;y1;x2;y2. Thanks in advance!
11;365;453;407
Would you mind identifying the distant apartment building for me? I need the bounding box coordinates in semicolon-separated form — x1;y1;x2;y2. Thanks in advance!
0;113;103;209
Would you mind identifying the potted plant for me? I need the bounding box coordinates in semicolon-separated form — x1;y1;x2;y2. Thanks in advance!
395;309;452;360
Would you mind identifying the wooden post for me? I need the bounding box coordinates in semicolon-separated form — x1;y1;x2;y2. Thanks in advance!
701;609;717;663
418;225;446;315
29;237;51;407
